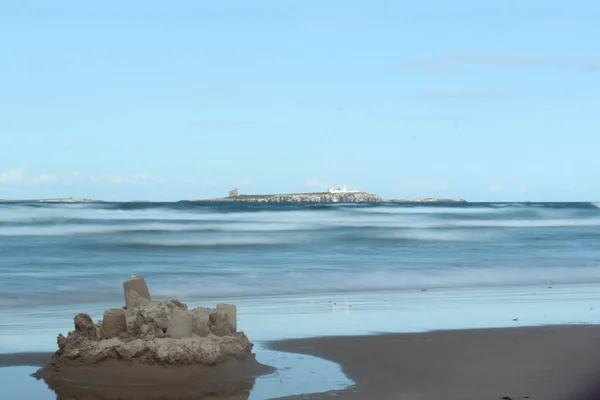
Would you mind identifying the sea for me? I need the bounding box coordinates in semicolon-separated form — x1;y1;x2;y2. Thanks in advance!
2;201;600;398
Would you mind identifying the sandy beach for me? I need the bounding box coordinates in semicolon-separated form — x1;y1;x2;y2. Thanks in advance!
3;284;600;399
5;324;600;399
268;325;600;400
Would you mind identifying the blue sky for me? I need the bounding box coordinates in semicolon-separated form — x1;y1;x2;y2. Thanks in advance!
1;1;599;201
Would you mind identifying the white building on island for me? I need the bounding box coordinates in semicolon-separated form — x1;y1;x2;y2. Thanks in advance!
328;185;359;194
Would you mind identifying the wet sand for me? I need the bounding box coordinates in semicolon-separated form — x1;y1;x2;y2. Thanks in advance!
7;324;600;399
0;352;51;367
268;325;600;400
0;353;274;400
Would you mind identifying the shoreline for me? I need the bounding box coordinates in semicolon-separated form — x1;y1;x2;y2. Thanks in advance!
267;325;600;400
1;323;597;366
4;283;600;398
4;282;600;353
6;324;600;399
0;352;51;367
0;345;349;400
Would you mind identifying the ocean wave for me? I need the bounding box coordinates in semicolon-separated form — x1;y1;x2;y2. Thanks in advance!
120;236;302;248
4;263;600;307
353;206;510;215
325;217;600;229
2;201;600;315
1;202;599;241
146;265;600;300
447;218;600;229
0;208;218;222
0;204;340;225
1;201;598;227
0;221;318;236
2;215;600;236
366;230;497;242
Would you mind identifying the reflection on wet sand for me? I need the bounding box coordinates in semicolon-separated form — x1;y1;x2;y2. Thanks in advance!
38;376;256;400
33;355;274;400
0;343;352;400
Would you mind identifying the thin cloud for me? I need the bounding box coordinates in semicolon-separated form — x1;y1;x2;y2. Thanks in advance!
199;179;217;188
0;168;25;183
100;174;126;184
65;172;90;186
421;88;472;97
233;178;252;187
196;89;231;96
306;178;330;189
96;173;162;185
487;183;534;193
395;53;600;72
419;88;501;99
181;178;217;188
0;170;164;186
34;173;58;184
189;122;251;128
518;184;528;194
486;182;503;192
397;181;448;191
132;173;161;183
567;184;600;192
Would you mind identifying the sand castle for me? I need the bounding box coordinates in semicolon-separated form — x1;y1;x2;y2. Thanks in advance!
34;276;273;399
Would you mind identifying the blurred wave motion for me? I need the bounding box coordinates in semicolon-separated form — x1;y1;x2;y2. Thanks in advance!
1;201;599;307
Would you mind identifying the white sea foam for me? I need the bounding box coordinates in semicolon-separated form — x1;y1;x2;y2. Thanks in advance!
2;213;599;236
0;202;594;228
126;236;302;247
449;218;600;228
373;229;496;242
0;221;315;236
0;224;179;236
326;217;600;229
354;206;511;215
145;265;600;300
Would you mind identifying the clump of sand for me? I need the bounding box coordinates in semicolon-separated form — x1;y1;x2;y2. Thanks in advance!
34;276;274;394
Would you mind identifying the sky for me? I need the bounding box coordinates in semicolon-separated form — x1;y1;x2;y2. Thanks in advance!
1;0;599;202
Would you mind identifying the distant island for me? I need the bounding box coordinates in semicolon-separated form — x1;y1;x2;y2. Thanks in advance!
0;190;468;204
182;185;384;203
181;186;468;204
0;197;99;203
